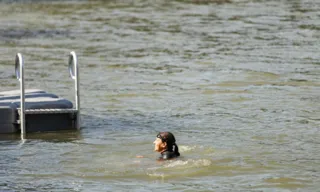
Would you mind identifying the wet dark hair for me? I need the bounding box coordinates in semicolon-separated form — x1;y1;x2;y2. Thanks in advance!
157;132;180;157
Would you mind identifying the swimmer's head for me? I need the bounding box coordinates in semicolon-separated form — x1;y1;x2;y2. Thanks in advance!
156;132;176;145
153;132;180;156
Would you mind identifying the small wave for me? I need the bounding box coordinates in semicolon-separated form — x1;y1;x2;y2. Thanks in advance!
179;145;216;154
147;172;165;178
146;159;213;179
179;145;197;152
0;29;70;39
165;159;212;168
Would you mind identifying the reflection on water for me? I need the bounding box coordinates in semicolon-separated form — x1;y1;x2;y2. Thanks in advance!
0;0;320;191
0;130;81;142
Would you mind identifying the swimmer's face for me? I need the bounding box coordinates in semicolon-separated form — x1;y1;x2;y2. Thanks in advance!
153;138;167;152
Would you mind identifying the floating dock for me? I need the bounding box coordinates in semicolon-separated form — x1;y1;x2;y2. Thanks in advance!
0;51;80;137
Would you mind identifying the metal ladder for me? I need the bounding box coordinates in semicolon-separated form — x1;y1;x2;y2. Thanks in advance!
15;51;81;138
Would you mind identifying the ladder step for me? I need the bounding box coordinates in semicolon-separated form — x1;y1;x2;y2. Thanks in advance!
18;108;78;115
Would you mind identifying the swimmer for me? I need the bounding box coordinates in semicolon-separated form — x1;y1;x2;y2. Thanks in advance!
154;132;180;160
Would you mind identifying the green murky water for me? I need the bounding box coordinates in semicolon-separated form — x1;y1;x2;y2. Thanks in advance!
0;0;319;191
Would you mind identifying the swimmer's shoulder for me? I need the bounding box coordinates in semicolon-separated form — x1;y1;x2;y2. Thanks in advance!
159;151;178;160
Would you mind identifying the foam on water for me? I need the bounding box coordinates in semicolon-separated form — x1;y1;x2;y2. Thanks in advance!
178;145;197;152
164;159;212;168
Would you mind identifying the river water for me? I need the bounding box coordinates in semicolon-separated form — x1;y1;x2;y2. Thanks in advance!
0;0;319;191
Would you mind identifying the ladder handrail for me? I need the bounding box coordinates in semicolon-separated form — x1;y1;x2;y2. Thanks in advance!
68;51;80;130
15;53;25;138
14;51;81;137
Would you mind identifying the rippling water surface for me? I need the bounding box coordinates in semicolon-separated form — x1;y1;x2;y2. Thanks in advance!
0;0;319;191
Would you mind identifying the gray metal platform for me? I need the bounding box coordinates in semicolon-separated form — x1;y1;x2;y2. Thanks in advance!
0;52;80;137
